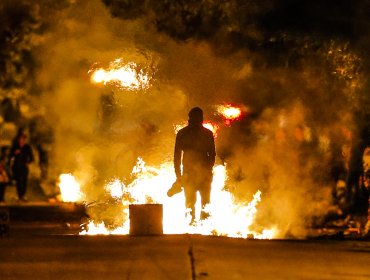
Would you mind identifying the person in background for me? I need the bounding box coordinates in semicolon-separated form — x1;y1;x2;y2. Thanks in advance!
8;132;34;202
172;107;216;223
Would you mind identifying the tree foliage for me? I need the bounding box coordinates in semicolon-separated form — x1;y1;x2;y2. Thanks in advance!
0;1;40;91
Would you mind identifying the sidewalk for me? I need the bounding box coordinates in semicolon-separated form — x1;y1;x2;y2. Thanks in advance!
0;201;87;236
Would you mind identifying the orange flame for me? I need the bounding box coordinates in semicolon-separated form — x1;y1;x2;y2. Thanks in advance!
58;158;278;239
216;104;243;125
58;174;83;202
203;121;219;138
89;59;150;90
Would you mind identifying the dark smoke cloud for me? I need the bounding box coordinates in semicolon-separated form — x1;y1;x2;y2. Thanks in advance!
102;0;269;48
261;0;357;38
101;1;370;48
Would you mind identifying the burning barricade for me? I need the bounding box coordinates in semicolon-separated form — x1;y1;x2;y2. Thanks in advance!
58;158;277;239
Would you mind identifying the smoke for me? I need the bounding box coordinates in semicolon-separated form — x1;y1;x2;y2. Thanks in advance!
99;0;368;237
33;0;188;199
2;0;369;237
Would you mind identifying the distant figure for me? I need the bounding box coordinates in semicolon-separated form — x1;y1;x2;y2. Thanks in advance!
8;133;34;202
172;107;216;223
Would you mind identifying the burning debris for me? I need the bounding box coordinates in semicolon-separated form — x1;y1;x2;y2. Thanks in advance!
60;157;278;239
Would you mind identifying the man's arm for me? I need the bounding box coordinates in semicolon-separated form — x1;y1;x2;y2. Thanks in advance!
174;133;182;178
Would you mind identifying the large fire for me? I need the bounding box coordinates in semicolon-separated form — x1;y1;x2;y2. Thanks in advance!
89;59;150;90
59;158;278;239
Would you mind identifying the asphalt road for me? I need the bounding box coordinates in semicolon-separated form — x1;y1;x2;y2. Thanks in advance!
1;234;370;280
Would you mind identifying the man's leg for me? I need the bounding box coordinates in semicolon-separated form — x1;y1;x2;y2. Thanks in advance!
16;178;23;199
199;172;213;220
182;173;197;222
184;186;197;223
17;169;28;199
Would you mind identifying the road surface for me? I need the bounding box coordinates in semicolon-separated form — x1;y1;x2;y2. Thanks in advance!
1;234;370;280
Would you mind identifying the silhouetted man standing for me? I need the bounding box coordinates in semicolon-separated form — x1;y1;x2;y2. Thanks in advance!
174;107;216;223
9;132;34;202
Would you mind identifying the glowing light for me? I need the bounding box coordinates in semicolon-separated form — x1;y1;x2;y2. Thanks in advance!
261;228;278;240
58;174;83;202
216;104;243;125
217;104;242;120
90;69;106;83
89;59;150;91
78;158;278;239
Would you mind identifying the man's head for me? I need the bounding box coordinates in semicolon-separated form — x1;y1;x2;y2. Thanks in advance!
18;133;27;147
188;107;203;125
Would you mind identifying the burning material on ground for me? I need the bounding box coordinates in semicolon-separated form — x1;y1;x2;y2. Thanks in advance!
89;59;152;91
59;158;278;239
